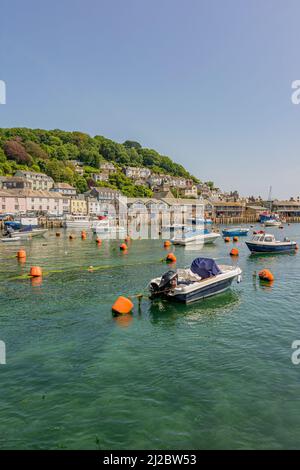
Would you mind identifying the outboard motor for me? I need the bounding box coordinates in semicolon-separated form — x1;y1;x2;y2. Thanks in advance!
149;270;178;298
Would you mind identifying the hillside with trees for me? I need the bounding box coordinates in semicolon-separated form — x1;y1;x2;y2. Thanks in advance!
0;128;199;197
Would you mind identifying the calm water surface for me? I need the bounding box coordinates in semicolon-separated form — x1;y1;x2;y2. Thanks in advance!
0;225;300;449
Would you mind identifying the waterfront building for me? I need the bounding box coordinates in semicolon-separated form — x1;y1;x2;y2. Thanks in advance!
210;201;246;218
70;195;88;215
51;182;77;196
0;189;66;216
271;200;300;218
86;197;103;216
15;170;54;191
245;205;267;220
126;196;204;226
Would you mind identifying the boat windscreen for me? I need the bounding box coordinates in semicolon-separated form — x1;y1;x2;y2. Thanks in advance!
190;257;221;279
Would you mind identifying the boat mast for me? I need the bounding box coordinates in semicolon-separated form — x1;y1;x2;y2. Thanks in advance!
268;185;273;213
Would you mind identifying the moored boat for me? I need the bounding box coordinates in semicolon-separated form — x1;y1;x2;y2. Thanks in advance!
91;218;126;235
222;227;250;237
187;218;213;225
171;228;221;245
1;236;21;243
149;257;242;304
246;233;297;253
10;228;48;239
63;215;96;229
263;219;282;227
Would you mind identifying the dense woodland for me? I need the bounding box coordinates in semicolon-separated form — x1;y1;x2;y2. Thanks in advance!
0;128;199;197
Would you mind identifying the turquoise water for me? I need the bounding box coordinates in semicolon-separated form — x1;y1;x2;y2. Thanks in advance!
1;225;300;450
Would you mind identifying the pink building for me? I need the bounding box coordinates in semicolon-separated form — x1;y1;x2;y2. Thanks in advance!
0;189;69;216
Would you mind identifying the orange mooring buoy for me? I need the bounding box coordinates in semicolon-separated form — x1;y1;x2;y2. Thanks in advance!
30;266;42;277
259;269;274;282
56;232;61;237
112;296;134;315
81;231;87;240
166;253;177;263
120;243;128;251
224;237;230;243
233;236;239;242
96;238;102;245
230;248;239;256
17;249;26;259
164;240;171;248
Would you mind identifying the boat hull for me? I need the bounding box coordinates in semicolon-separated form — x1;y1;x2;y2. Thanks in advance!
172;233;221;246
1;237;21;243
222;230;249;237
64;221;93;228
168;277;235;303
246;242;297;253
11;229;48;239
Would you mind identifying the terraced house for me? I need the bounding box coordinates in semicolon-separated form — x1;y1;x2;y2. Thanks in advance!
15;170;54;191
0;189;66;216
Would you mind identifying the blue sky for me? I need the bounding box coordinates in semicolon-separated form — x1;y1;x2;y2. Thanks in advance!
0;0;300;198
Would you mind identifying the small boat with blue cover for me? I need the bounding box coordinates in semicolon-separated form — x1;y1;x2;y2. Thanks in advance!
222;227;250;237
149;257;242;304
246;233;297;253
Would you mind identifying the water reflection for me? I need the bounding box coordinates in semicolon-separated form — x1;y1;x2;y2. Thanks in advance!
30;276;43;288
113;313;133;328
258;279;274;291
148;290;241;325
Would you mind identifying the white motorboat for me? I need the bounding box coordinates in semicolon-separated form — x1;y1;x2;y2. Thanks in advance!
1;237;21;243
171;228;221;246
92;218;126;236
10;228;48;239
149;257;242;304
63;215;96;229
263;219;282;227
